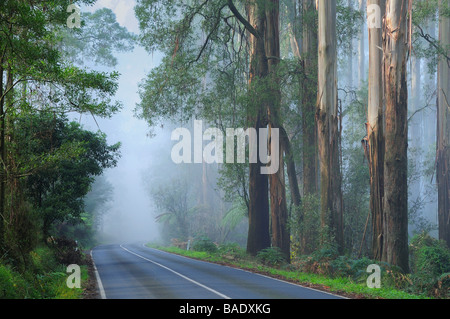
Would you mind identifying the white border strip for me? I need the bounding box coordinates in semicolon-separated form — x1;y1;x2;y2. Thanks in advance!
120;244;231;299
90;250;107;299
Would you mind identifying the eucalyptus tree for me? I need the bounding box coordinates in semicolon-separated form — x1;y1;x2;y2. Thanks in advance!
437;0;450;248
382;0;410;272
367;0;385;260
135;0;299;257
317;0;344;253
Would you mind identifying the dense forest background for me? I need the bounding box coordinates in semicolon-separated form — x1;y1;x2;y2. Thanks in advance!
135;0;449;266
0;0;449;299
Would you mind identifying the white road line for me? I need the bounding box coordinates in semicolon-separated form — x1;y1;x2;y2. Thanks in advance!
120;244;231;299
141;243;346;299
90;250;107;299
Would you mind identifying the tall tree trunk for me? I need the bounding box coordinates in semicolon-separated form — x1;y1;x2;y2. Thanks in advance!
347;0;354;88
437;0;450;248
410;53;422;212
358;0;367;87
300;0;318;254
382;0;409;272
302;0;318;197
317;0;344;253
0;61;4;250
425;17;437;151
245;0;271;256
367;0;385;261
265;0;290;261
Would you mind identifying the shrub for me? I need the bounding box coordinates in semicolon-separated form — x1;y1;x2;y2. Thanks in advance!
410;232;450;298
218;242;246;260
0;264;19;298
49;237;85;265
291;194;321;256
256;247;286;267
192;237;218;253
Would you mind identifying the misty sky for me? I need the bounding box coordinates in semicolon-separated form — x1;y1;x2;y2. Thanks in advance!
77;0;166;243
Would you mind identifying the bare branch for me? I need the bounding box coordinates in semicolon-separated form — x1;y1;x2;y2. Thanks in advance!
227;0;262;39
415;23;450;68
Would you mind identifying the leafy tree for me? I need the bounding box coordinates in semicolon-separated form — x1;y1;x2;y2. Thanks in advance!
59;7;136;67
15;112;120;237
152;177;193;243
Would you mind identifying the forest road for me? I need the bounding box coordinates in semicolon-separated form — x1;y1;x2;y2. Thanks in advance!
91;243;345;299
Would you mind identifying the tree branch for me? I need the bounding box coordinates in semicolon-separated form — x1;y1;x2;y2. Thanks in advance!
227;0;262;39
415;23;450;68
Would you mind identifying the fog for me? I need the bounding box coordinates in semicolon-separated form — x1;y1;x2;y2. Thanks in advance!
75;1;166;244
73;0;439;246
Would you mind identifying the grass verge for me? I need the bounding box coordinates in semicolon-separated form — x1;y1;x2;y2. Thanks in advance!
146;243;429;299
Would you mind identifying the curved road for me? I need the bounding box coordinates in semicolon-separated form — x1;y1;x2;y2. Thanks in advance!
91;243;345;299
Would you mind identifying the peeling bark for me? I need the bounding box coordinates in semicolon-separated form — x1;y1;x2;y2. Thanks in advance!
367;0;385;260
382;0;409;272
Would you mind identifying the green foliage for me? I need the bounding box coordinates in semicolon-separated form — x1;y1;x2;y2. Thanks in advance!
152;176;193;242
336;0;363;51
192;236;218;253
3;200;40;272
340;85;370;256
16;112;120;237
410;232;450;298
1;0;128;262
217;242;246;260
0;244;86;299
411;0;450;73
256;247;286;267
0;264;27;298
220;199;247;232
60;7;136;67
291;193;321;256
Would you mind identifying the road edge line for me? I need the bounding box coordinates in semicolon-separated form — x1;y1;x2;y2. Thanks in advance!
90;249;107;299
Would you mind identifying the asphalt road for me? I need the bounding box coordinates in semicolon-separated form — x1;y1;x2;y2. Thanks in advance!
91;243;345;299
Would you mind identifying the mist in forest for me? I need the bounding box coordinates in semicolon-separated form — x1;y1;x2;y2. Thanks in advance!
76;0;166;244
79;0;440;248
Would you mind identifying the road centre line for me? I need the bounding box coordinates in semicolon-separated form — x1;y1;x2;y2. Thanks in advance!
119;244;231;299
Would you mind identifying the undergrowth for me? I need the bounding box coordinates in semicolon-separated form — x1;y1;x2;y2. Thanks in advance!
0;242;88;299
148;232;450;299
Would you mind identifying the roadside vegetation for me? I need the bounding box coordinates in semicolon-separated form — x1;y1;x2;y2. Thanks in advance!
0;2;133;300
0;243;88;299
147;231;450;299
